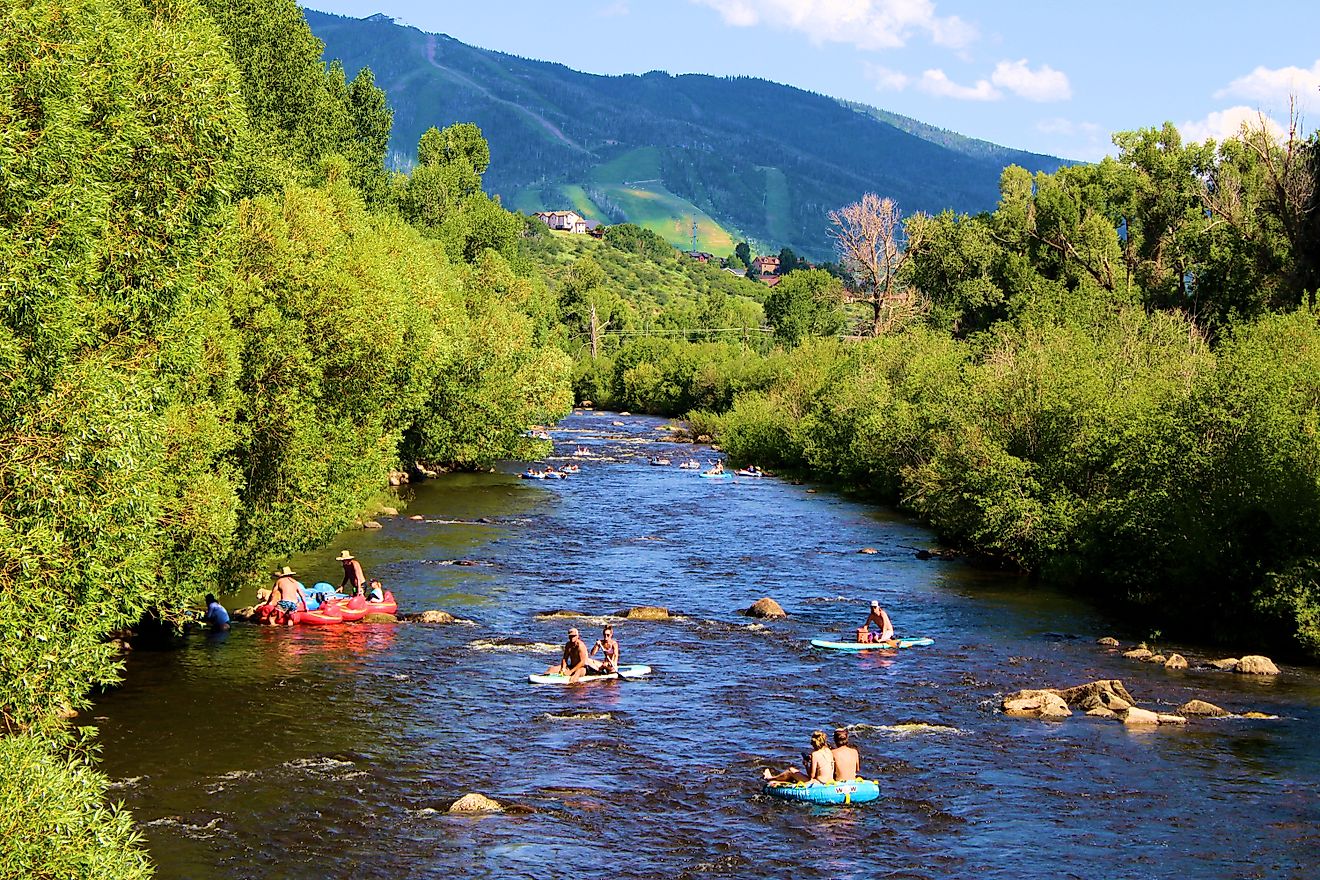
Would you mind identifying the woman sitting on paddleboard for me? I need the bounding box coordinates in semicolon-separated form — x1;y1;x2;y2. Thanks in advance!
590;625;619;673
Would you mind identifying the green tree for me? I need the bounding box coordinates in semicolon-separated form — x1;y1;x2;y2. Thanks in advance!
763;269;845;345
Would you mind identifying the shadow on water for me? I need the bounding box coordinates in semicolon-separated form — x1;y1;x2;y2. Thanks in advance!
90;411;1320;879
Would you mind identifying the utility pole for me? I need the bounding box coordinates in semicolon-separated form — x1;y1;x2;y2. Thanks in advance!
590;303;599;360
691;217;698;253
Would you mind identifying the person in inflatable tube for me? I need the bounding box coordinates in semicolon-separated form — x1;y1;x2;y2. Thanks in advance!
831;728;861;781
856;600;894;644
763;731;836;786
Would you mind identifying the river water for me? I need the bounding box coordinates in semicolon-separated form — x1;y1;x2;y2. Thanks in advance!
91;411;1319;879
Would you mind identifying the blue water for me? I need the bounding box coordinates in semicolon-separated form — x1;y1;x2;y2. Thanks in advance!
90;411;1320;879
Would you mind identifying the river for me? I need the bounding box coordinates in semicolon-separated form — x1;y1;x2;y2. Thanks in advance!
90;411;1320;879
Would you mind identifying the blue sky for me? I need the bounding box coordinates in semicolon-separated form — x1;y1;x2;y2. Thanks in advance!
304;1;1318;160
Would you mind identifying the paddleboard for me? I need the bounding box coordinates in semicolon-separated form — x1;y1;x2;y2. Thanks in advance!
698;472;731;479
810;637;934;651
765;778;880;805
528;664;652;684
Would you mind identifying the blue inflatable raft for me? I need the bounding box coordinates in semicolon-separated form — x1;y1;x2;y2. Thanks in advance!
764;778;880;805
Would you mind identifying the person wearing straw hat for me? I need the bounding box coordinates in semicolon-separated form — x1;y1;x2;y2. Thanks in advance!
263;566;307;617
337;550;367;596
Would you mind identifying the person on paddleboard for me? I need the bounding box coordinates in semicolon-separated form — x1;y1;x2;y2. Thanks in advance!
590;625;620;673
763;730;836;785
831;728;860;780
857;600;894;644
546;628;602;682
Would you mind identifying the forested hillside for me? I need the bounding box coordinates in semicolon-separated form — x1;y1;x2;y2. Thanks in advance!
303;9;1066;259
0;1;568;875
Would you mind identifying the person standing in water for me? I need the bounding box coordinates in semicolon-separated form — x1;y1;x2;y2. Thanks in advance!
763;731;836;785
202;594;230;631
337;550;366;595
831;728;860;780
590;625;620;673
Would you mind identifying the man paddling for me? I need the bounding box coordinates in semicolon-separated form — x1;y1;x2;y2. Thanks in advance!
545;628;602;682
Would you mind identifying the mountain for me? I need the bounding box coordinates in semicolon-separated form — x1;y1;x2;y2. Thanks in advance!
304;9;1068;259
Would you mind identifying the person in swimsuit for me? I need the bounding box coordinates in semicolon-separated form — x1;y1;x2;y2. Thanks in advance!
831;728;860;780
366;579;385;602
863;601;894;643
590;625;620;673
763;731;836;785
545;628;601;682
337;550;366;595
263;567;306;622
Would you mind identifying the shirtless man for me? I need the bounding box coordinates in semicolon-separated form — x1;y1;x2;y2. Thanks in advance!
763;731;836;785
863;600;894;643
545;628;601;682
590;625;620;673
337;550;366;595
263;566;306;623
831;728;860;780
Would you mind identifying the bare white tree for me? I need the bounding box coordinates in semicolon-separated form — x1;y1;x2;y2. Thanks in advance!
828;193;925;335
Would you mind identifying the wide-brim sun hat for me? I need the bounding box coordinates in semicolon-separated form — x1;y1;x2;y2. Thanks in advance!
273;565;297;577
336;550;355;561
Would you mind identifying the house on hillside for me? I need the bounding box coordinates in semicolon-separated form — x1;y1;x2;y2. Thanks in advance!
751;255;780;277
758;274;782;288
685;251;714;263
533;210;589;234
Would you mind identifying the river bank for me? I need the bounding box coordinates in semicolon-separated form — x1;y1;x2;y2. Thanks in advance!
89;411;1320;880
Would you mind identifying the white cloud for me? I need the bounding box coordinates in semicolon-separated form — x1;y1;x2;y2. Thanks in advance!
919;68;999;101
1215;60;1320;103
991;59;1071;102
690;0;977;51
598;0;630;16
1035;117;1099;137
1180;106;1286;144
864;62;910;91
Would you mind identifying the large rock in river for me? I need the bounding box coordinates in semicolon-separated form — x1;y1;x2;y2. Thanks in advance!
1164;653;1188;670
361;612;397;624
618;606;670;621
1055;680;1135;710
1177;699;1228;717
742;597;787;619
1002;690;1073;719
1122;707;1161;726
448;793;504;814
1234;655;1280;675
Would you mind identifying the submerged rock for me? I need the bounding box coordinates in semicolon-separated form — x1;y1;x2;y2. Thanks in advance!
1210;658;1240;670
619;605;670;621
1234;655;1280;675
536;609;588;619
858;547;878;555
1177;699;1228;717
742;597;787;619
1086;707;1116;719
378;506;399;517
1096;637;1121;646
448;793;504;814
1164;654;1188;669
360;613;397;624
362;520;383;530
401;610;458;624
1157;714;1188;725
1123;648;1153;660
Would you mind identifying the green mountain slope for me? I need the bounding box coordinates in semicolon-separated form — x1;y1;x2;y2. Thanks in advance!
305;9;1067;259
